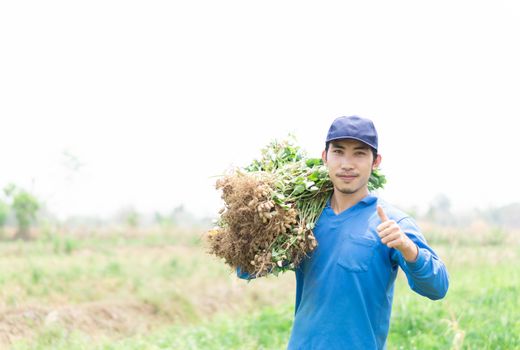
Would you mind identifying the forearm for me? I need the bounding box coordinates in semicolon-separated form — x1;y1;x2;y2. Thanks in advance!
400;248;449;300
399;241;419;262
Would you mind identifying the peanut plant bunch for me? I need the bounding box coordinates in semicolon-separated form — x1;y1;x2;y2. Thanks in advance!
206;137;386;277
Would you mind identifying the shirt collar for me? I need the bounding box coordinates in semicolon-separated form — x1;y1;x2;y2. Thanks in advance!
359;193;378;206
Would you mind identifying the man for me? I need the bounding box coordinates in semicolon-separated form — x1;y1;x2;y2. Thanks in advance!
239;115;449;349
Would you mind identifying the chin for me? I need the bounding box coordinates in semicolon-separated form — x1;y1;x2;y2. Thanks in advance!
336;187;358;195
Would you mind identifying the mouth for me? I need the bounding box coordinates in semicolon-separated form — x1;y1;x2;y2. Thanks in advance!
336;174;358;181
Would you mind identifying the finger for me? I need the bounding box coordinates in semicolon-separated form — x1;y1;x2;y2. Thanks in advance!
377;221;393;232
378;225;399;240
386;237;406;248
377;205;389;222
381;232;401;245
377;218;398;233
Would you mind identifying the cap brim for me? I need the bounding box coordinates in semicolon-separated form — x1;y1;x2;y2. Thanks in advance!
326;136;377;151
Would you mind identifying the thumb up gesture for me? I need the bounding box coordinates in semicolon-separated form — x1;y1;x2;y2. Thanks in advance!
377;205;419;262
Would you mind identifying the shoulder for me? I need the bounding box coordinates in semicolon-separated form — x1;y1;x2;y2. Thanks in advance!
374;197;423;237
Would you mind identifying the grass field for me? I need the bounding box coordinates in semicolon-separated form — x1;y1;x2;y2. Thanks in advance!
1;226;519;349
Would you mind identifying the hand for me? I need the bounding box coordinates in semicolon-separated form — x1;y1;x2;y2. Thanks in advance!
377;205;418;262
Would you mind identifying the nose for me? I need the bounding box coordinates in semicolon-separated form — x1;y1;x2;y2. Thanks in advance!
340;157;355;171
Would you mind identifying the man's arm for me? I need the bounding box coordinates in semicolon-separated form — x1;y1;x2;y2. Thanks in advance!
391;217;449;300
236;265;277;280
236;266;256;280
377;206;449;300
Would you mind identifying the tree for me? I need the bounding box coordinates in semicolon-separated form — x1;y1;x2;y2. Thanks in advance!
117;206;140;229
4;184;40;240
0;199;8;238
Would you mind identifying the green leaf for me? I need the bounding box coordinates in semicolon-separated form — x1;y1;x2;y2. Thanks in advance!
274;193;286;200
304;181;315;189
293;184;306;195
305;158;322;167
307;172;318;181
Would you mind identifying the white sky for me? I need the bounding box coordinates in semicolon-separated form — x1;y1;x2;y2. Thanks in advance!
1;1;519;219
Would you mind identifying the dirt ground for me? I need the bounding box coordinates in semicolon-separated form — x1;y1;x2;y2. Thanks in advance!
0;300;167;346
0;237;296;348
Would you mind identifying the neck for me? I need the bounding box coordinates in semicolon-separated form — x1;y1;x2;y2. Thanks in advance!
330;187;369;215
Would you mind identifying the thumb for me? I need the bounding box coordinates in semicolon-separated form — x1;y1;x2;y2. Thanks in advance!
377;205;389;222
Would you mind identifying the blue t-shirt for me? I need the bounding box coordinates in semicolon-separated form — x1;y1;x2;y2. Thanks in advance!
288;195;449;350
238;193;449;350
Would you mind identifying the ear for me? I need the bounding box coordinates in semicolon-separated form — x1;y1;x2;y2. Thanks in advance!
372;154;382;170
322;149;327;165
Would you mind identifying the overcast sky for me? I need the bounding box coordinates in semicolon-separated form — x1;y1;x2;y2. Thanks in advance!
1;1;519;219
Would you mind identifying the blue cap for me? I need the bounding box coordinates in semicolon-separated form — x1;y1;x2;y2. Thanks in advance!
325;115;378;151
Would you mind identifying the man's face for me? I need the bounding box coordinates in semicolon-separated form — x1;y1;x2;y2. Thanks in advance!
322;139;381;196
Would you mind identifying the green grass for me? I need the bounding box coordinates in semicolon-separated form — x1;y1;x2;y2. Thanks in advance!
389;263;520;349
3;231;520;350
13;265;520;350
114;305;293;350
